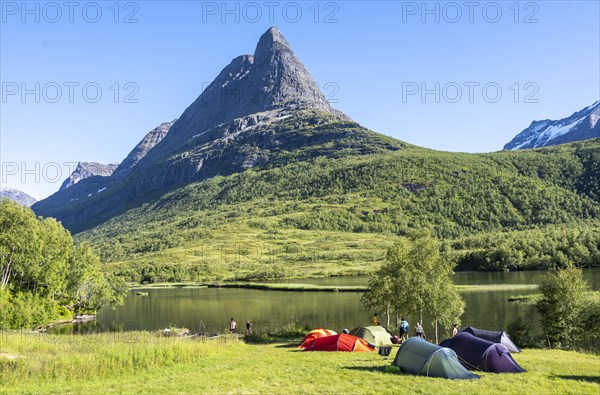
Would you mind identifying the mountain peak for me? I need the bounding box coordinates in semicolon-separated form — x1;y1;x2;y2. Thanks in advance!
254;26;290;57
151;27;342;155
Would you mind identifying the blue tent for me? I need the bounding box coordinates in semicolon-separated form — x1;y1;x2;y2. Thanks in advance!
460;326;521;353
440;332;526;373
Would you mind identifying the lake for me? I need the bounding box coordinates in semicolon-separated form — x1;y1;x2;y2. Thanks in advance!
60;269;599;338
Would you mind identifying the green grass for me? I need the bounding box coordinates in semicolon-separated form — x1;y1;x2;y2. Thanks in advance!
208;282;368;292
508;290;600;304
131;282;208;289
457;284;539;292
1;332;598;394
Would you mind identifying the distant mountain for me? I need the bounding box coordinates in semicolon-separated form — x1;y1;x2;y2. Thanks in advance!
35;119;176;217
0;187;37;207
60;162;119;190
505;101;600;150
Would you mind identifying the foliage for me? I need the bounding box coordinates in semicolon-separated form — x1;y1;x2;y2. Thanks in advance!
453;225;600;271
536;264;590;350
578;292;600;354
362;231;464;343
0;200;126;329
68;244;128;313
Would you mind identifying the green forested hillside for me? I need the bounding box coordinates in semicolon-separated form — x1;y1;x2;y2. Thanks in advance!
77;140;600;282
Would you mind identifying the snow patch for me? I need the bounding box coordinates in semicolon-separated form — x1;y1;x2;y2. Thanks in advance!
537;117;586;145
590;112;599;129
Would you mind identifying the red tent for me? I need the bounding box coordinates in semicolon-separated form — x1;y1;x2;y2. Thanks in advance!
298;328;337;348
303;334;374;352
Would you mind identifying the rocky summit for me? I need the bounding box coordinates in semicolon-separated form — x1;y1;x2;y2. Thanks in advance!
505;101;600;150
60;162;119;190
145;26;347;160
32;27;403;232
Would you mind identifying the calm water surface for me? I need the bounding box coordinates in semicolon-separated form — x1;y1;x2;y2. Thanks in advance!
63;269;599;338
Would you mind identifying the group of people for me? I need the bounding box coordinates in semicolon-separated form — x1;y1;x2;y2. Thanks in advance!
229;318;253;335
372;313;460;342
230;314;461;339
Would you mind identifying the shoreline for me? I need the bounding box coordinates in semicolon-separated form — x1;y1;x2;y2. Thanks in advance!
129;281;540;293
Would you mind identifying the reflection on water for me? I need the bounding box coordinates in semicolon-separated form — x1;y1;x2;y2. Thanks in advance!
56;269;598;338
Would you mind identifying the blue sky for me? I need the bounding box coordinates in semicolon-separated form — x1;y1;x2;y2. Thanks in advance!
1;0;599;199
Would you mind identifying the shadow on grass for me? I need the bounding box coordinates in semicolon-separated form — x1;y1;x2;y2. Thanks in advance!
554;375;600;384
243;336;302;347
344;366;387;374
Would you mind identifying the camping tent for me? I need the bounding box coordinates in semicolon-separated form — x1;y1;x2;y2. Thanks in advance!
460;326;521;353
303;334;374;352
348;326;392;347
298;329;337;348
392;337;479;380
440;332;526;373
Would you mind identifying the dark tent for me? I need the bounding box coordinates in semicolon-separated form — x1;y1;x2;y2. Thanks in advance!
392;337;479;380
460;326;521;353
440;332;526;373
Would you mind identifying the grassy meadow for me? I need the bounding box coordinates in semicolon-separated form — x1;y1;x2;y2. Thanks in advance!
1;332;598;394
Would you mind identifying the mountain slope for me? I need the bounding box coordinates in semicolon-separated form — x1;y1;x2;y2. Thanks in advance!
0;187;37;207
77;139;600;281
32;27;406;232
504;101;600;150
114;119;176;176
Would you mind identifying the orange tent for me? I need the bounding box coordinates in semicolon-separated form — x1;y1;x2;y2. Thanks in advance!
303;334;374;352
298;328;337;348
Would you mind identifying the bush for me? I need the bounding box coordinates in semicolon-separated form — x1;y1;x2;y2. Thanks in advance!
578;294;600;353
536;264;590;350
0;290;60;329
507;316;532;348
275;321;309;339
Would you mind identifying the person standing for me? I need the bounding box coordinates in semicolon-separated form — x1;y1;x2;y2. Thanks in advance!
400;318;409;341
415;321;424;338
372;313;380;326
452;324;459;337
229;318;237;334
246;320;252;335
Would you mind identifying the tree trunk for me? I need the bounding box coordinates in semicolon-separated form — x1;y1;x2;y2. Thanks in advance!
385;303;390;329
435;319;439;344
1;260;11;289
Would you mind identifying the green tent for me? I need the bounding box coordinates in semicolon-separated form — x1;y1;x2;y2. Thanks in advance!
348;326;392;346
392;337;479;380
